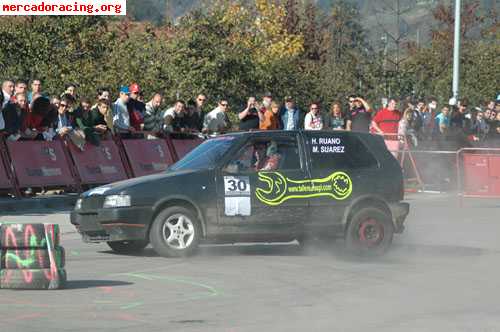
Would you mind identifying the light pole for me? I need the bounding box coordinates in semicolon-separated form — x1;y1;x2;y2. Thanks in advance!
452;0;461;100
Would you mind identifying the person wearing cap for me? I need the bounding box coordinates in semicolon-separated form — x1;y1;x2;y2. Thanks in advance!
127;83;145;131
112;86;135;137
279;96;303;130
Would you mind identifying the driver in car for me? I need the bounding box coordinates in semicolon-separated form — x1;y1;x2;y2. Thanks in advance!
260;141;281;171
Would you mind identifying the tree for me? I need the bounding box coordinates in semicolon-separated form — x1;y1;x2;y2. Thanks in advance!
402;1;498;104
0;17;113;97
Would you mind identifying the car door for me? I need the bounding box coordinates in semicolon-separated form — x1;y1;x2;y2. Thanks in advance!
304;131;379;225
216;133;309;226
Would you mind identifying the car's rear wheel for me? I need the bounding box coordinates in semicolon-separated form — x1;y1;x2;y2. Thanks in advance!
107;240;148;254
149;206;201;257
345;207;393;256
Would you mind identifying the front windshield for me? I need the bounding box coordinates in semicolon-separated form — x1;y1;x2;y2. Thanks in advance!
169;136;236;171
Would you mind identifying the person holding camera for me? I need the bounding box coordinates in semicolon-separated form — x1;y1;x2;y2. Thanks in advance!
239;96;259;131
259;101;280;130
346;96;372;132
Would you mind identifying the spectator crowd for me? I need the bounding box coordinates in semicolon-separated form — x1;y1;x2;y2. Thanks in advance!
1;78;499;151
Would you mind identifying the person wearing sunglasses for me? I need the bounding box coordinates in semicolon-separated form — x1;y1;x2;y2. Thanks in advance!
53;97;85;149
202;98;232;135
304;102;324;130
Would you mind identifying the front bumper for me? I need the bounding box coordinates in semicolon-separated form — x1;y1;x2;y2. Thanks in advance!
389;202;410;233
71;206;152;242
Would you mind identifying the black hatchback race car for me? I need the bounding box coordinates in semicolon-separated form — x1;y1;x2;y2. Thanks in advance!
71;130;409;257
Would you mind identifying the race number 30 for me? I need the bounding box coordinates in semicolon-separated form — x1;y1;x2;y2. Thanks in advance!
224;176;250;196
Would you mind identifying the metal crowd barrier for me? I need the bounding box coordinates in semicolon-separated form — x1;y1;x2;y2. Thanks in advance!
456;148;500;204
3;131;500;201
0;132;205;198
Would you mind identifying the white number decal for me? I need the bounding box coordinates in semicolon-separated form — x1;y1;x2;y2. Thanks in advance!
224;176;250;196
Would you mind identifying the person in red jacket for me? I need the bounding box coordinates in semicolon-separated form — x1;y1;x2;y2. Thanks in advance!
372;98;402;135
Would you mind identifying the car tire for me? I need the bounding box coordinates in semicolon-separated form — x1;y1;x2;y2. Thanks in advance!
345;207;394;256
107;240;149;254
149;206;201;258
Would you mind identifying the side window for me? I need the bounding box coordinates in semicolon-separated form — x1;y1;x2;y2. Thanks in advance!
308;133;377;170
227;137;301;172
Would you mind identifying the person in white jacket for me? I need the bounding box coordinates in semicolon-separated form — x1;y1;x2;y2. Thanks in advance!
304;102;324;130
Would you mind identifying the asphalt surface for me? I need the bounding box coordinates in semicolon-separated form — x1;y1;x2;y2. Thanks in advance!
1;193;500;332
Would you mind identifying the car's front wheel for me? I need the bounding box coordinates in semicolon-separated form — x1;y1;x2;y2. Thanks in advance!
149;206;201;257
107;240;148;254
345;207;394;256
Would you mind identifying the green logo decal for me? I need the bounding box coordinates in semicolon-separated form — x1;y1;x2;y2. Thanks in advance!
255;171;353;206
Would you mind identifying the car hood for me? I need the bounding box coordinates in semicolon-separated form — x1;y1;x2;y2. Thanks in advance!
82;169;209;197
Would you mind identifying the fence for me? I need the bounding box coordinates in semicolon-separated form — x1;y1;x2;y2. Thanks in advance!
2;132;500;201
384;134;500;201
457;148;500;204
0;133;204;198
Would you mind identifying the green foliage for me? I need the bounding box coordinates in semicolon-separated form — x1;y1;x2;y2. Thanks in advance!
0;0;496;117
0;17;113;97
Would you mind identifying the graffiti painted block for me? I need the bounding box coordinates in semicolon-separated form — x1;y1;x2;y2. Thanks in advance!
0;224;60;249
0;268;67;290
2;246;65;269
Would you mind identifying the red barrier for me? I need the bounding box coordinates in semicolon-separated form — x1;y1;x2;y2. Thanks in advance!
489;156;500;195
0;150;12;189
458;148;500;203
0;135;200;196
121;139;174;177
7;140;76;188
68;141;128;185
462;154;490;196
171;138;203;161
0;136;13;190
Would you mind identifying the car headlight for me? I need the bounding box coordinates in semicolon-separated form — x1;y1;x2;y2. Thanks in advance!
103;195;131;208
75;198;82;210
